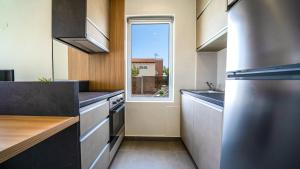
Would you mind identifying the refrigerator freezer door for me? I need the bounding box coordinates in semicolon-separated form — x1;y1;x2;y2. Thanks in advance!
221;80;300;169
227;0;300;72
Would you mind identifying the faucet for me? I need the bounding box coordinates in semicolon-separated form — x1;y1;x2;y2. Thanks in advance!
206;82;216;91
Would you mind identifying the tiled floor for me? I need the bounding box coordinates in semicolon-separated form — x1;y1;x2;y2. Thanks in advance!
109;140;197;169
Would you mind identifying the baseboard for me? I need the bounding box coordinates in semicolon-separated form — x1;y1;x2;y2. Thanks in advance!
124;136;181;142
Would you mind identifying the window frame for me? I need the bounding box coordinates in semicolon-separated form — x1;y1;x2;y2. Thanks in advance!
126;16;174;102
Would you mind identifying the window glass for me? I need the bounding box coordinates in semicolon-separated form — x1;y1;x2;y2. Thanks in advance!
128;22;173;101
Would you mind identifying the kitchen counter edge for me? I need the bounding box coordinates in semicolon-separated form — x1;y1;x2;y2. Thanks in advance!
180;89;224;108
79;90;125;107
0;115;79;164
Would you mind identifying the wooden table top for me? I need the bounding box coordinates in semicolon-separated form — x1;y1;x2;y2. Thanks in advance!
0;115;79;164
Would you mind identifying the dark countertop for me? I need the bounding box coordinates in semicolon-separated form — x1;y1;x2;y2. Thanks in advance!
0;81;79;116
79;90;124;107
181;89;224;107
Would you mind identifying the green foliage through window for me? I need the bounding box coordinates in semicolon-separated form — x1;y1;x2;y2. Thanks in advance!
163;66;169;76
132;66;140;77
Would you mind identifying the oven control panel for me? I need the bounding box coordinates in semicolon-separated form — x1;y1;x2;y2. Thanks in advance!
109;94;124;109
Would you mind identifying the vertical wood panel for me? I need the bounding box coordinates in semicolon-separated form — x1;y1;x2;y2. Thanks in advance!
68;47;90;80
68;0;125;91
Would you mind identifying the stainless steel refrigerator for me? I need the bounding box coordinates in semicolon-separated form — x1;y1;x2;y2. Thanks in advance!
221;0;300;169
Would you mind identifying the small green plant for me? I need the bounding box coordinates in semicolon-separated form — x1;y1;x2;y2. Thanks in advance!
38;77;52;83
159;89;165;96
132;65;140;77
163;66;169;76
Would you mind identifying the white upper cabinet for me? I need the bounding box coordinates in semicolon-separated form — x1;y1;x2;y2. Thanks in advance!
196;0;228;51
87;0;110;39
196;0;212;18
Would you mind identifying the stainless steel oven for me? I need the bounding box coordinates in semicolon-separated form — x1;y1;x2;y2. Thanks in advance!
109;93;125;161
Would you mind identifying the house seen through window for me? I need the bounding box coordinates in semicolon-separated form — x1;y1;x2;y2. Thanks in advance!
127;17;173;101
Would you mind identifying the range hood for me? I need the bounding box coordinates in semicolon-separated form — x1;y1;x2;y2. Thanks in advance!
52;0;109;53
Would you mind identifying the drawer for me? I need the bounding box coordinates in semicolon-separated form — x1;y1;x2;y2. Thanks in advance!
90;144;110;169
81;118;109;169
80;100;109;135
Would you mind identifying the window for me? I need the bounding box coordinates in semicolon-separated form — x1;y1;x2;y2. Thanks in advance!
127;16;174;102
139;66;148;69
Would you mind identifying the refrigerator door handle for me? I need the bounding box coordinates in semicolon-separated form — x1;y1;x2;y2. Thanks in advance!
227;64;300;80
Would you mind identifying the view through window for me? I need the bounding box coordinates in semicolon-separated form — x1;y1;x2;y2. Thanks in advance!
127;18;173;101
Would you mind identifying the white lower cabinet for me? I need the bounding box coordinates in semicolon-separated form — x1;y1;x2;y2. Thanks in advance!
81;119;109;169
89;145;110;169
181;94;194;152
80;100;109;136
181;94;223;169
80;100;110;169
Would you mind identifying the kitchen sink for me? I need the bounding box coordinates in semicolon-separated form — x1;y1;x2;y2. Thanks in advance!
181;89;225;107
190;90;224;94
188;90;225;103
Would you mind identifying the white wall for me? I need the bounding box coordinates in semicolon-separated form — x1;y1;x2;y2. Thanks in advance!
196;52;217;89
53;40;68;80
125;0;197;137
0;0;53;81
196;48;227;91
217;48;227;91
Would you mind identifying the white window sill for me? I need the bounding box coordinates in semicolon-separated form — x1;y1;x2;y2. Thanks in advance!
126;96;174;103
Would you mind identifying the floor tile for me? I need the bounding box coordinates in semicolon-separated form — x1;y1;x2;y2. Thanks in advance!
109;140;197;169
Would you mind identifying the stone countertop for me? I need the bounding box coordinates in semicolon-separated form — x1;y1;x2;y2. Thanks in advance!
79;90;124;107
180;89;224;107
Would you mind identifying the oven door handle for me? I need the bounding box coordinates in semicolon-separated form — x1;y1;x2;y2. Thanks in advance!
112;104;125;114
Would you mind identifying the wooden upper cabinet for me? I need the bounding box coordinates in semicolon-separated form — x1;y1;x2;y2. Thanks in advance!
196;0;212;18
196;0;228;51
87;0;110;39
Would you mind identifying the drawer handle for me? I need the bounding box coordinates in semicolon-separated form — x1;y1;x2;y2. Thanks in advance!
80;101;108;115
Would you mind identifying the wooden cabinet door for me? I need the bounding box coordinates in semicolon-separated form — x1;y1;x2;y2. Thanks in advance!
181;95;194;153
193;99;223;169
87;0;110;38
196;0;212;18
196;0;227;49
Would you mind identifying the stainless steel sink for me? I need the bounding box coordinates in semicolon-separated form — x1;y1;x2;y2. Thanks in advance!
191;90;224;94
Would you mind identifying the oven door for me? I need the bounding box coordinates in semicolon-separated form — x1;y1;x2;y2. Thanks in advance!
109;103;125;149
